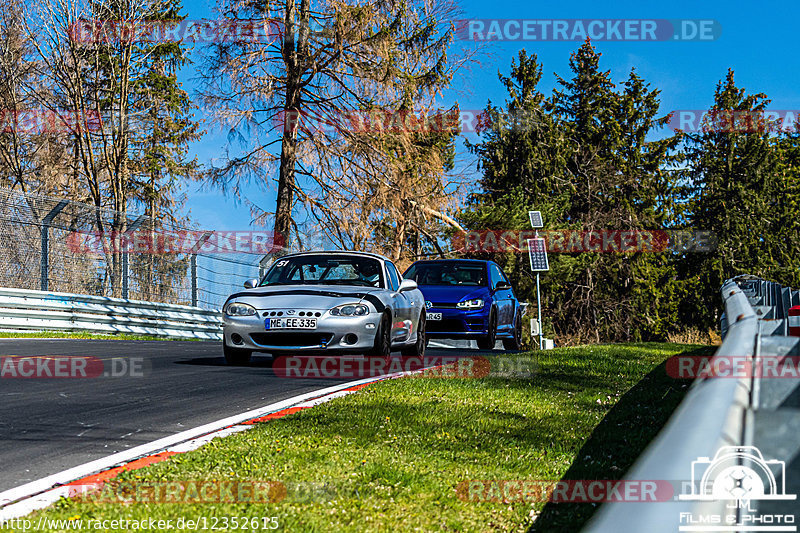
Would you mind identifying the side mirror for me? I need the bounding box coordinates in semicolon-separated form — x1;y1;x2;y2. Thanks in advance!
244;279;258;289
399;279;418;292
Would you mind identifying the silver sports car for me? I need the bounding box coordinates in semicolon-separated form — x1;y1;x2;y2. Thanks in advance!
221;251;427;365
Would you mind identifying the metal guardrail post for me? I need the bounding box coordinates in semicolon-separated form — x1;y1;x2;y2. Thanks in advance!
122;253;128;299
121;215;148;299
188;232;213;308
191;254;198;307
40;230;47;291
40;200;69;291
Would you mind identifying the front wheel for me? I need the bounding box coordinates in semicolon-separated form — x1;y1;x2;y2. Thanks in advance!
476;310;497;350
223;343;252;366
401;311;426;357
503;311;522;351
367;313;392;357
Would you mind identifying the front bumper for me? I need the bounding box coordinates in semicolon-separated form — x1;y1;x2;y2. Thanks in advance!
223;310;380;352
425;307;489;337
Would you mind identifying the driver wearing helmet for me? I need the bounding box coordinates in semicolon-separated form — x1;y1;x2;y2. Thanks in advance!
356;261;380;286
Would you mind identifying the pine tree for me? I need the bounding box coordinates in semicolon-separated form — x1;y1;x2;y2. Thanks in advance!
128;0;201;301
465;41;682;343
680;70;796;328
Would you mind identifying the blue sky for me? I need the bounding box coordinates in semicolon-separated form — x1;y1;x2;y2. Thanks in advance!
178;0;800;231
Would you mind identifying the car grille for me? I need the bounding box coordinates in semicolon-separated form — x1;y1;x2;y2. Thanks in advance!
430;302;458;309
250;332;334;347
259;309;324;318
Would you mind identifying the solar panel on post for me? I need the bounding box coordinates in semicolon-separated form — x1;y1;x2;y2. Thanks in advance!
528;211;543;229
527;211;547;350
527;238;549;272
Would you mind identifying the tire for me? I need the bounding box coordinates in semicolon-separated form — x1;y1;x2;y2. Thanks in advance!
367;312;392;357
223;342;252;366
401;311;426;357
477;310;497;350
503;311;522;351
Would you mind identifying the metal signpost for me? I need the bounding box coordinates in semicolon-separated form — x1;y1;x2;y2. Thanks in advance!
527;211;548;350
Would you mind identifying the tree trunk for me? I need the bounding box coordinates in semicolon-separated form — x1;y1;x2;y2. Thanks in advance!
274;0;309;248
392;218;407;262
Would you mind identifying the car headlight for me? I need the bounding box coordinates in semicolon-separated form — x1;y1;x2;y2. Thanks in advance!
225;302;257;316
330;303;369;316
456;299;484;310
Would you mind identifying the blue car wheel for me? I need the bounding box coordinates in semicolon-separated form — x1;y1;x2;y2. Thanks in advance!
476;309;497;350
502;311;522;351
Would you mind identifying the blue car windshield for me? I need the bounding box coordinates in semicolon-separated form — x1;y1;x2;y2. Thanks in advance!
404;262;487;286
260;255;384;288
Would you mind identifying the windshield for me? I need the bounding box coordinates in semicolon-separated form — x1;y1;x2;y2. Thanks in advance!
404;262;487;287
260;255;384;288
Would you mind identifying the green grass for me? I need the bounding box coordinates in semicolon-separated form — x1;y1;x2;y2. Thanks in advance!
16;343;711;532
0;331;194;341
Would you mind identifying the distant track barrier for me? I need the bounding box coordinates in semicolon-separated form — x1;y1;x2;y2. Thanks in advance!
0;286;222;340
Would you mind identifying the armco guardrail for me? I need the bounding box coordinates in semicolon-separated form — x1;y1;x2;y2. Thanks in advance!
585;275;800;532
0;286;222;340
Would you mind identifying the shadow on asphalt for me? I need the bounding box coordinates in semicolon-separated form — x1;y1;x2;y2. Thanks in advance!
174;346;522;369
529;345;715;532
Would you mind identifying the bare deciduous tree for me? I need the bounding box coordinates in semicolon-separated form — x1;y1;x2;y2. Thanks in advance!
201;0;471;256
20;0;201;295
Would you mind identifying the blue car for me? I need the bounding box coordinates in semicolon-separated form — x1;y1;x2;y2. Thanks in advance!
403;259;522;350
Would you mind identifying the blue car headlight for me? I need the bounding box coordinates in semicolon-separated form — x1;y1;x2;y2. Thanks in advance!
456;299;484;310
225;302;257;316
330;303;369;316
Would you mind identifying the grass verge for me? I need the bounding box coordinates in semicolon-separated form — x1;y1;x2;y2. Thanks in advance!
19;343;711;532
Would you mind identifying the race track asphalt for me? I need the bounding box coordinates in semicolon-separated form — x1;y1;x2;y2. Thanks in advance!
0;339;453;492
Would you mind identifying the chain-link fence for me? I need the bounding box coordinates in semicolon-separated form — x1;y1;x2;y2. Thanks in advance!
0;187;284;310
